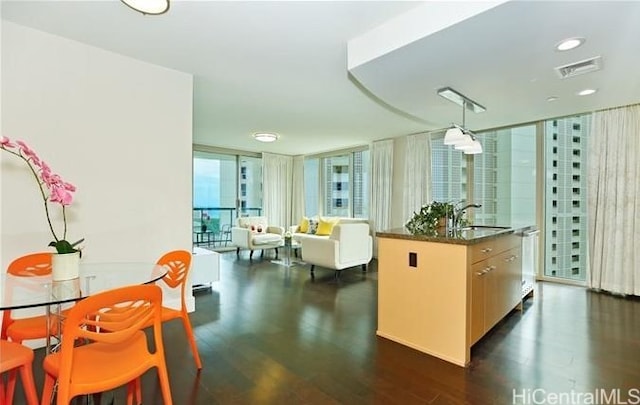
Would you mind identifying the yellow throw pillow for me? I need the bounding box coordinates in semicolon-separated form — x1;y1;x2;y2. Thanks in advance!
298;217;310;233
316;217;339;236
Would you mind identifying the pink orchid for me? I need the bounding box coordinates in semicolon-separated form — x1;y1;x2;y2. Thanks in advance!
1;136;15;148
1;136;82;253
16;140;40;162
50;185;74;206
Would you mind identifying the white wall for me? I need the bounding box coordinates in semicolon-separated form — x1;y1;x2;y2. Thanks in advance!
1;22;193;295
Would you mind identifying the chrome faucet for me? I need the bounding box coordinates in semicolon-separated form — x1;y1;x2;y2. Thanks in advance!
452;202;482;230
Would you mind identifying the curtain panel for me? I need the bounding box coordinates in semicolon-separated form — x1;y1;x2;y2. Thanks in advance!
262;153;293;228
402;132;432;225
370;139;394;243
291;155;305;228
587;104;640;296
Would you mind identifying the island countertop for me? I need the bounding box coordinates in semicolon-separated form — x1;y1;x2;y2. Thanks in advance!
376;224;536;246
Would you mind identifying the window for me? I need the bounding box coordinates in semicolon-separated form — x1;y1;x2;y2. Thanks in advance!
544;114;589;281
304;149;369;218
193;150;262;250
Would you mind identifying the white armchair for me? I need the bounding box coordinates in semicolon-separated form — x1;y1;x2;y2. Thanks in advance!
231;216;284;260
301;223;372;279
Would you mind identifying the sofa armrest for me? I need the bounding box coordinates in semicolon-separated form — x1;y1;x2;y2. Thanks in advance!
288;225;299;234
231;227;252;248
267;226;285;235
301;237;339;269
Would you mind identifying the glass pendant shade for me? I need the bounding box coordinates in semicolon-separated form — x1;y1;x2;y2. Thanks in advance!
463;139;483;154
454;135;483;154
444;127;466;145
121;0;170;15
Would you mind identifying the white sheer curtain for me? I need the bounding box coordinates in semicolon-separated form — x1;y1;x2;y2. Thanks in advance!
402;132;432;224
262;153;293;228
370;140;394;247
588;104;640;296
290;155;305;227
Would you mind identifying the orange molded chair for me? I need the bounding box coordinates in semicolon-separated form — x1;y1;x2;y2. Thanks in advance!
0;340;39;405
1;252;57;343
155;250;202;369
41;284;172;405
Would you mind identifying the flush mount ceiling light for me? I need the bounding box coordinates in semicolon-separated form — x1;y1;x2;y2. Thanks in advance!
253;133;279;143
437;87;486;113
577;88;597;96
556;37;585;51
121;0;170;15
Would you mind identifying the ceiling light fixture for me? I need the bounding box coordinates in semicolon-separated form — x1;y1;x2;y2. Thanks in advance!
437;87;486;113
556;37;585;51
253;133;279;143
577;88;597;96
439;88;484;155
121;0;170;15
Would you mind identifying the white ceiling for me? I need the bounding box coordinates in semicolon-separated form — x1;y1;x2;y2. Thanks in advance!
3;1;640;156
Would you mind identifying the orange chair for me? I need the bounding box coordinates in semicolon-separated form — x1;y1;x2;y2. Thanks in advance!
41;284;172;405
0;340;39;405
1;252;57;343
155;250;202;369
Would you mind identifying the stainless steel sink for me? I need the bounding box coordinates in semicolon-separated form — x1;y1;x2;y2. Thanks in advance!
458;225;512;231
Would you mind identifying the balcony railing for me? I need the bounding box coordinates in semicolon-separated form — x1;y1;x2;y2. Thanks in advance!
193;207;262;247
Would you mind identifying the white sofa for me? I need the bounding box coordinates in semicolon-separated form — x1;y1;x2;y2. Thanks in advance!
300;222;373;279
290;217;370;243
231;216;284;260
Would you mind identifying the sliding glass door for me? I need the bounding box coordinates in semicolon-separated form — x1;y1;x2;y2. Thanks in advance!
193;150;262;249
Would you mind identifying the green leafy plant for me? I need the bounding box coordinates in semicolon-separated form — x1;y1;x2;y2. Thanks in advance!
405;201;455;234
1;136;84;254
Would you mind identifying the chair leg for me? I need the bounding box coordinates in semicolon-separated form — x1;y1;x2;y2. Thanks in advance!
362;263;367;272
19;362;38;405
236;247;240;257
274;248;279;259
5;369;17;405
310;265;315;277
41;373;55;405
180;313;203;369
260;250;264;258
250;250;254;260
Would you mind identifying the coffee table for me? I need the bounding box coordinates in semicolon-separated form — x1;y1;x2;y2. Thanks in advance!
272;239;301;268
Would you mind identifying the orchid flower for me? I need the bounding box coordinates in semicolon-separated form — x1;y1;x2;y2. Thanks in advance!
1;135;83;254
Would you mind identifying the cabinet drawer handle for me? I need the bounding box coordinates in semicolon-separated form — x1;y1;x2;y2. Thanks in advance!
481;247;493;253
475;271;486;276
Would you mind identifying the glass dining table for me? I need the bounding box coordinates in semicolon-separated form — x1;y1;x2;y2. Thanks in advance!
0;262;167;352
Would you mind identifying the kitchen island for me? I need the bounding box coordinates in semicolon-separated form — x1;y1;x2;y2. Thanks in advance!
376;225;534;367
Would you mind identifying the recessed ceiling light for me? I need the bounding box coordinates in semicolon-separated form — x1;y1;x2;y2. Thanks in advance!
547;96;559;102
253;133;279;142
556;37;585;51
577;89;597;96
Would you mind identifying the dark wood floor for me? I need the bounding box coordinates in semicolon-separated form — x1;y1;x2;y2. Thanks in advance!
16;252;640;404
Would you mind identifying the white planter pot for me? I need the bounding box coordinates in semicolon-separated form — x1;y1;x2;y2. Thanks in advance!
51;251;80;281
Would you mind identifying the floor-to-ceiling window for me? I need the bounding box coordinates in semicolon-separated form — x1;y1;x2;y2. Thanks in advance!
303;148;369;219
543;115;589;282
473;124;537;226
193;149;262;248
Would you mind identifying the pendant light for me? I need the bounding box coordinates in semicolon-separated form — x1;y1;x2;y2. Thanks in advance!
438;87;485;155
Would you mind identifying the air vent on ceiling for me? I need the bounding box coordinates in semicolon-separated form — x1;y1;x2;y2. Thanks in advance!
555;56;602;79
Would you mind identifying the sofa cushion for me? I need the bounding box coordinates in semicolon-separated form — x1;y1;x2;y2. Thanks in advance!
307;218;319;234
252;233;282;245
316;217;339;236
238;216;268;233
298;217;310;233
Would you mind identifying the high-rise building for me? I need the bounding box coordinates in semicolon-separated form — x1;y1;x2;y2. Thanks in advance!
544;116;589;281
